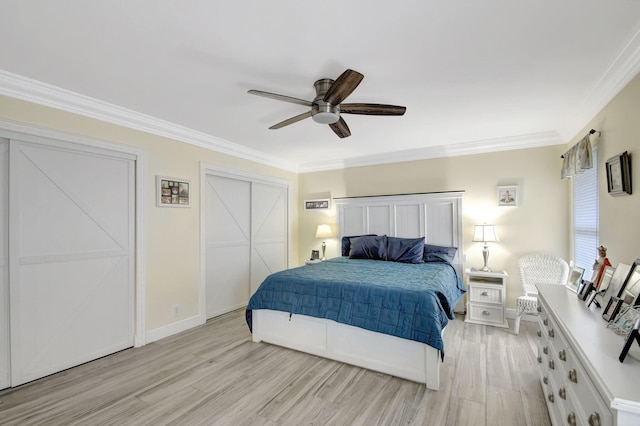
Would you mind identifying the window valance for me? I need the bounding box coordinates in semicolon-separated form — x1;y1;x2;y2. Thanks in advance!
561;130;597;179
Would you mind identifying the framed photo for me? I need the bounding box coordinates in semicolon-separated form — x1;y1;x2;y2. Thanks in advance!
497;185;518;206
603;296;624;322
606;151;632;196
157;176;191;207
566;265;585;293
597;266;615;293
611;305;640;337
585;289;597;307
578;281;593;301
605;263;632;300
304;199;330;210
618;258;640;306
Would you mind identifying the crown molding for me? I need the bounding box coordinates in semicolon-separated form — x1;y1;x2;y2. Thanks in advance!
0;70;299;173
298;132;565;172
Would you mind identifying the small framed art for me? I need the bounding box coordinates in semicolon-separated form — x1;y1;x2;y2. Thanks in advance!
606;151;632;196
157;176;191;207
497;185;518;206
597;266;615;293
611;305;640;336
618;258;640;305
304;199;330;210
603;296;624;322
566;265;585;293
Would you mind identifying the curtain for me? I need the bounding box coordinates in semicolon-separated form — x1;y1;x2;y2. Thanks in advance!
561;133;593;179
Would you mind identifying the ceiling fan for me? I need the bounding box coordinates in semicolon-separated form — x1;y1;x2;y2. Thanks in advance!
248;69;406;138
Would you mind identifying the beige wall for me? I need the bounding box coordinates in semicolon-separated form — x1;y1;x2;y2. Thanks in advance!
0;95;299;332
299;146;570;308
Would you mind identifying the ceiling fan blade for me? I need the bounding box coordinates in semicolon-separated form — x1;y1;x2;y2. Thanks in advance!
329;117;351;138
248;89;312;107
323;69;364;105
340;103;406;116
269;111;313;129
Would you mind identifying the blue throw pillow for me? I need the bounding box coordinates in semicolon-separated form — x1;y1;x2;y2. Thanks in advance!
423;244;457;263
386;236;425;264
349;235;388;260
341;234;377;256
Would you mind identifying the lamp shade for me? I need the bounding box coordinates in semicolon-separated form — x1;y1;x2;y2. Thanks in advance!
472;224;499;243
315;224;333;239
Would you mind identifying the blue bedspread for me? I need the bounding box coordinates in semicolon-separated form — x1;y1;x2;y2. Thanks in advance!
246;257;465;355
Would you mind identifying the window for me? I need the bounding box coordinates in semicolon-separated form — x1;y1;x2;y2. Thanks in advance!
572;147;598;272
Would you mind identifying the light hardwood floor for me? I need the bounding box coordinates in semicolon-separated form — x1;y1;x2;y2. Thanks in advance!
0;310;550;425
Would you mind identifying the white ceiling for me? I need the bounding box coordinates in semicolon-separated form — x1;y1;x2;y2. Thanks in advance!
1;1;640;172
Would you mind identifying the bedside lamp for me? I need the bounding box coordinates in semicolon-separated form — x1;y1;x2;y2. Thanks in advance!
315;224;333;260
472;224;499;272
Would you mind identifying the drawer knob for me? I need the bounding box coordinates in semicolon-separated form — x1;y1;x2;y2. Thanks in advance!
481;291;489;296
559;387;566;400
543;375;548;385
537;330;542;337
548;328;555;338
568;369;578;383
567;412;577;426
543;346;548;355
548;360;555;370
482;310;491;316
537;305;542;313
543;318;549;326
548;392;555;403
537;356;542;364
559;349;566;361
588;413;601;426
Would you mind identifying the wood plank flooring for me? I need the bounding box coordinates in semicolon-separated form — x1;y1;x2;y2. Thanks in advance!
0;310;550;425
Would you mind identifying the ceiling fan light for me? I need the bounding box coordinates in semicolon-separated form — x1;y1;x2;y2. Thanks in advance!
312;111;340;124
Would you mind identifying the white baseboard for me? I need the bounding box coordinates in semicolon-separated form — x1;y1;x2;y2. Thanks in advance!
146;314;204;343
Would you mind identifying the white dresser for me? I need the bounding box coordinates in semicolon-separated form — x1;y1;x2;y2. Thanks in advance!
537;284;640;426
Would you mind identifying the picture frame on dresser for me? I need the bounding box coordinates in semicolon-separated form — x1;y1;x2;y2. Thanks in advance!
597;266;615;294
617;258;640;306
603;296;624;322
566;265;585;293
611;305;640;336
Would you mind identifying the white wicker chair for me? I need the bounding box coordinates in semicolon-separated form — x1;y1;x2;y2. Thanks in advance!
514;253;570;334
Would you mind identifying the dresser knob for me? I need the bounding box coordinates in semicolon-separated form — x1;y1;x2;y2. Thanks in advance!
559;387;566;400
537;356;542;364
543;375;548;385
567;412;577;426
588;413;601;426
481;291;489;296
568;369;578;383
559;349;566;361
548;360;555;370
543;346;548;355
548;393;555;403
537;330;542;337
537;305;542;313
548;328;554;338
482;310;490;316
543;318;549;326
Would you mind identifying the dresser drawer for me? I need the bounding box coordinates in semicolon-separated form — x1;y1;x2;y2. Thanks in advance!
467;304;505;325
468;285;504;304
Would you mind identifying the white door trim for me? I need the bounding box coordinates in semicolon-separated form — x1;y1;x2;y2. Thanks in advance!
0;119;146;347
199;163;291;324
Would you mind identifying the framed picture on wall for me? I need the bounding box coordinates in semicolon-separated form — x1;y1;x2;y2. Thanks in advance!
304;199;330;210
497;185;518;206
157;176;191;207
606;151;632;196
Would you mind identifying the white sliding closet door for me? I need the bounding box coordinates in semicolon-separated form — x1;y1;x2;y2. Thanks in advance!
250;183;287;295
9;139;135;386
205;175;251;319
0;139;9;390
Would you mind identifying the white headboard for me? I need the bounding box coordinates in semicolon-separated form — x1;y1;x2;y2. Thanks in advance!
334;191;464;272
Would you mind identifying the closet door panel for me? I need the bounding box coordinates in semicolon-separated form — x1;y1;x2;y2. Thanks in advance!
251;183;287;295
9;140;134;386
0;139;8;390
204;175;251;318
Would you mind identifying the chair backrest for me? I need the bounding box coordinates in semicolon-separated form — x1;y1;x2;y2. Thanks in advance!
518;253;570;296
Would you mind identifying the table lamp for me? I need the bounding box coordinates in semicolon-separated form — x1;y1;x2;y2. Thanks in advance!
315;224;333;260
472;224;499;272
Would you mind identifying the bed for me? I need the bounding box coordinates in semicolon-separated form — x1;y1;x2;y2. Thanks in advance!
246;192;465;390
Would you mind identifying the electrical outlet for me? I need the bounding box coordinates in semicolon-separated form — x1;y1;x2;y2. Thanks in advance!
173;304;180;317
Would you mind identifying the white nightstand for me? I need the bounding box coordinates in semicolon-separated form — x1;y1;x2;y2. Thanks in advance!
465;268;509;328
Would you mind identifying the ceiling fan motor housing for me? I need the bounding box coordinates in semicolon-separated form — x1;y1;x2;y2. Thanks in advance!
312;78;340;124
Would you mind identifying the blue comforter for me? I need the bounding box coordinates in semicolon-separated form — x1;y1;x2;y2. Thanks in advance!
246;257;465;355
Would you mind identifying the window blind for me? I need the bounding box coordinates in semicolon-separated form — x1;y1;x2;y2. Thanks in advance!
572;147;598;273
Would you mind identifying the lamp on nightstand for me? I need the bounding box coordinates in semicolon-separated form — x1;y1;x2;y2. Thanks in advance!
472;224;499;272
315;224;333;260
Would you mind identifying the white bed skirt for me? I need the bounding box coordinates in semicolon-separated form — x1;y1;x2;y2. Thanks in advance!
251;309;443;390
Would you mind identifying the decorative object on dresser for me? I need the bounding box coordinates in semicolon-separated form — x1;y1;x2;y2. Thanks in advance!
537;284;640;426
315;224;333;260
619;313;640;363
464;269;508;328
566;265;585;293
617;258;640;306
513;253;569;335
606;151;632;196
471;223;499;272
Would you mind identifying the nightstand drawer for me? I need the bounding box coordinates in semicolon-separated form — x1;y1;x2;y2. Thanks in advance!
469;286;504;304
467;304;505;325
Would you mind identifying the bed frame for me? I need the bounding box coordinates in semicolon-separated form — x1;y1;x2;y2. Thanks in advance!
251;191;464;390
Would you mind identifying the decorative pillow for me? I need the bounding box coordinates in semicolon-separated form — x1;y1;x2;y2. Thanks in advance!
341;234;377;256
386;236;425;264
348;235;388;260
423;244;457;263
